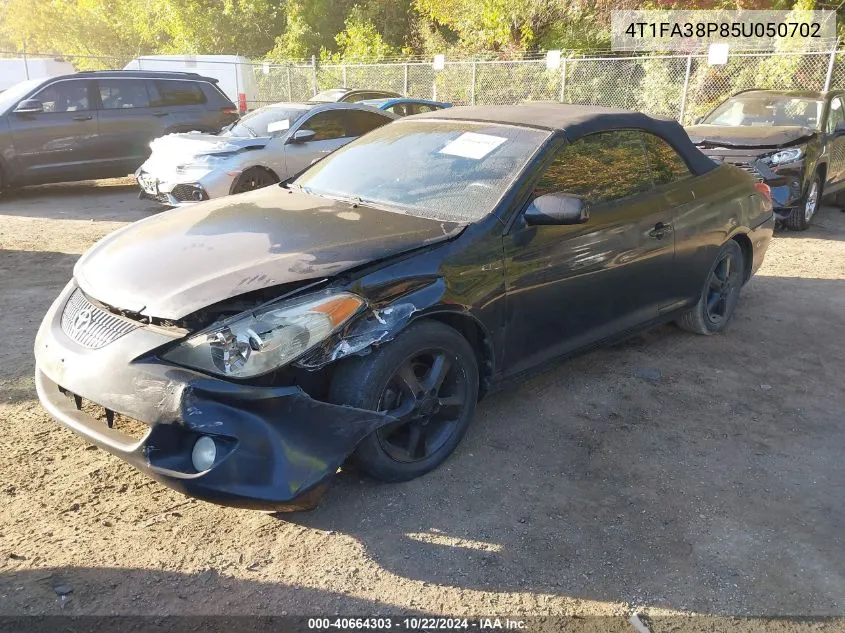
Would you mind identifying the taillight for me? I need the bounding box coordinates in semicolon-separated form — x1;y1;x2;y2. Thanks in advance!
222;106;238;115
754;182;773;212
238;93;247;114
754;182;772;201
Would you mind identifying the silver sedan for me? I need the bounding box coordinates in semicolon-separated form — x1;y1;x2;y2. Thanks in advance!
136;102;397;206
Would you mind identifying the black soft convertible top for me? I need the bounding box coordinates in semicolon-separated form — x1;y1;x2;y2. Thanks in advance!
421;103;717;175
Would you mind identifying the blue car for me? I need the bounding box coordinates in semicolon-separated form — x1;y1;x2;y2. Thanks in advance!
359;97;451;117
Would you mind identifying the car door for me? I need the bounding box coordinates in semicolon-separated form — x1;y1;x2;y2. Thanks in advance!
6;78;100;183
95;78;162;171
283;109;354;176
823;95;845;190
503;130;676;375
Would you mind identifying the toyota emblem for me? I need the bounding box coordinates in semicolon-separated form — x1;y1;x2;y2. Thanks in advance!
72;308;93;336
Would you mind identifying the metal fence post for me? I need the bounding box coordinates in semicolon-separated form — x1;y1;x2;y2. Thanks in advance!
22;40;29;79
311;55;318;96
403;63;409;96
678;53;693;124
286;65;292;101
342;64;347;88
824;40;839;92
470;61;477;105
559;57;567;102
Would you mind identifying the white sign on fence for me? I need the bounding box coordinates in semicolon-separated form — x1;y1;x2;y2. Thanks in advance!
708;43;730;65
546;50;562;70
433;54;445;71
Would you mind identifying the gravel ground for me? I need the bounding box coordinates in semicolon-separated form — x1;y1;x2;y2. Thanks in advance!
0;179;844;623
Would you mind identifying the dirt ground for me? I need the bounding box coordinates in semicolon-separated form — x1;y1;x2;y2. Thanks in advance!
1;179;844;623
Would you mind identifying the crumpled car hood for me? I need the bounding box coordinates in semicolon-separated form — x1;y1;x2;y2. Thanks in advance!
685;124;816;148
142;132;269;172
74;187;464;320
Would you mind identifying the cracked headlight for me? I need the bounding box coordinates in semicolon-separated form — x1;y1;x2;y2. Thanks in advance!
766;147;803;165
163;292;365;378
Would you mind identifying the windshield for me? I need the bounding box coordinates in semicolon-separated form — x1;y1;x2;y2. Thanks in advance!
703;94;823;128
0;78;44;114
295;120;549;222
311;89;347;103
223;105;309;137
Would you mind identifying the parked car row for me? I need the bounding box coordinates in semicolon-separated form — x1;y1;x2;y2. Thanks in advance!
0;69;451;204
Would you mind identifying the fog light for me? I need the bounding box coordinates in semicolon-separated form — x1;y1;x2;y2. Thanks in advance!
191;436;217;472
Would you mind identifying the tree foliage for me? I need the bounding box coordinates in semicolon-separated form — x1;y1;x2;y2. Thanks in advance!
0;0;839;65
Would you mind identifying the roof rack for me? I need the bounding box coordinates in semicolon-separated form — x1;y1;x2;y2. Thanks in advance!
74;70;205;78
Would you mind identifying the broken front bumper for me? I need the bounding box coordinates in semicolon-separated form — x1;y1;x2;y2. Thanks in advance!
34;282;391;511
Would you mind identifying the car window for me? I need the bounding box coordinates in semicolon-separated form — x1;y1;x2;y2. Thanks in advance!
97;79;150;109
416;104;439;113
149;80;206;107
826;97;844;134
223;105;309;137
346;110;392;136
346;92;388;102
533;130;653;206
34;81;90;113
343;93;369;103
704;94;822;128
300;111;348;141
386;103;409;116
644;133;691;185
296;120;550;223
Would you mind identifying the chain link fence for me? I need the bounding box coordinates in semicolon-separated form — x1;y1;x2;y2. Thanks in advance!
2;48;843;125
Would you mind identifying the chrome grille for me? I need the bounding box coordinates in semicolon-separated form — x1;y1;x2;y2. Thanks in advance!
728;162;764;182
61;288;139;349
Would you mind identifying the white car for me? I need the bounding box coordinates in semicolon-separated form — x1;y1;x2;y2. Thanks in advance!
136;101;396;206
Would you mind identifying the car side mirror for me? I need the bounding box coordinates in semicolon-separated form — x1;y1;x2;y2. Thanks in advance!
692;116;703;125
524;193;589;226
287;129;316;144
14;99;43;114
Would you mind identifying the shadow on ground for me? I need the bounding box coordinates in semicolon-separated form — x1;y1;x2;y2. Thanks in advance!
278;275;845;615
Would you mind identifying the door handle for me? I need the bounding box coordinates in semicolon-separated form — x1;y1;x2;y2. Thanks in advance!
72;115;92;121
648;221;672;240
152;111;169;117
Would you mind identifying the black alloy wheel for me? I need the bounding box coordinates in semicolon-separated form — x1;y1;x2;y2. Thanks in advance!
704;247;742;327
329;320;479;481
375;349;468;463
676;239;745;335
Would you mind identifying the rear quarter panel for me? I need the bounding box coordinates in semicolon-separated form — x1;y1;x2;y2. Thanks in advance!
670;164;766;301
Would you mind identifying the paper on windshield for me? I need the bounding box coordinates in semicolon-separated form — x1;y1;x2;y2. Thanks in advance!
267;119;291;133
439;133;506;159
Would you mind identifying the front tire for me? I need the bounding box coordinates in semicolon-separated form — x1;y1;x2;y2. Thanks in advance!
786;173;821;231
328;320;479;482
231;167;278;195
676;240;745;335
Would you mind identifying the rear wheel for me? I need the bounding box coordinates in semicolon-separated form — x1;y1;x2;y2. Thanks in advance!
328;320;478;482
677;240;745;335
231;167;278;194
786;173;821;231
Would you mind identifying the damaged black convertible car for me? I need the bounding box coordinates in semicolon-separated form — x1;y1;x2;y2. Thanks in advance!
35;104;774;510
